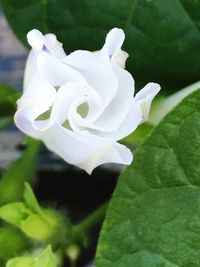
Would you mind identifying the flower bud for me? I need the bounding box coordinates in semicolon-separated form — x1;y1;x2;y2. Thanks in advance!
0;184;68;243
20;209;61;242
66;244;80;263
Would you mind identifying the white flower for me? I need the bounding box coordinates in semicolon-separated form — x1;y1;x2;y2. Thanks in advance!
15;28;160;174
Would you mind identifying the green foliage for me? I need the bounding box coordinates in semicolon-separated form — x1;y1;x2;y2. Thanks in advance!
0;139;40;205
6;258;35;267
0;203;31;227
20;211;59;241
0;226;28;263
6;246;57;267
0;84;20;116
95;89;200;266
0;184;64;242
24;183;42;214
122;123;153;147
35;246;57;267
0;117;13;131
2;0;200;89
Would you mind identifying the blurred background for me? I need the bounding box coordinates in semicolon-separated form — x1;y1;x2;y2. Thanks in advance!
0;7;25;168
0;7;27;89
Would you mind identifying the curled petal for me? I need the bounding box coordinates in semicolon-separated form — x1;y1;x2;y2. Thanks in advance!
27;29;44;50
15;73;57;133
91;63;135;132
37;53;85;86
103;28;125;57
40;124;133;174
63;50;118;115
97;102;142;141
50;81;101;126
134;82;161;121
24;30;66;90
15;103;47;139
103;28;129;68
27;29;66;58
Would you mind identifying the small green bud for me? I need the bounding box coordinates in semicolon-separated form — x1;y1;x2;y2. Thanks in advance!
20;209;60;241
66;244;80;262
0;184;65;242
0;202;31;227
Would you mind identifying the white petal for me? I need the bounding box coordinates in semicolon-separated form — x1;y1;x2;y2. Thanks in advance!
27;29;44;50
44;33;66;58
51;82;102;132
22;72;56;103
62;50;118;113
16;73;57;133
40;124;133;174
98;102;142;141
112;50;129;69
27;29;66;58
79;141;133;174
103;28;128;68
37;52;85;86
14;103;47;139
91;63;135;132
50;82;87;125
43;33;57;49
103;28;125;57
23;50;37;90
134;82;161;121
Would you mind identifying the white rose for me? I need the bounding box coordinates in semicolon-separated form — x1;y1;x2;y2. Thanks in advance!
15;28;160;174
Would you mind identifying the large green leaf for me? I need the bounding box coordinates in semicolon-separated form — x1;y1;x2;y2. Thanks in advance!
96;89;200;266
2;0;200;89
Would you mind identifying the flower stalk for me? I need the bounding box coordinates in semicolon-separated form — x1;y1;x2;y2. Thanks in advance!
73;202;108;236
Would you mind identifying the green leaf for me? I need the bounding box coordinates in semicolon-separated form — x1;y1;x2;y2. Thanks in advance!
122;123;153;147
0;139;40;205
24;183;42;214
0;184;63;242
5;246;57;267
6;257;35;267
35;246;57;267
96;89;200;266
0;84;20;116
20;213;54;241
0;226;28;263
2;1;200;89
0;202;31;227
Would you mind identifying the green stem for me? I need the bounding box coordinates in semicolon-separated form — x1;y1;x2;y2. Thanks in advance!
65;203;108;264
73;202;108;235
70;261;76;267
